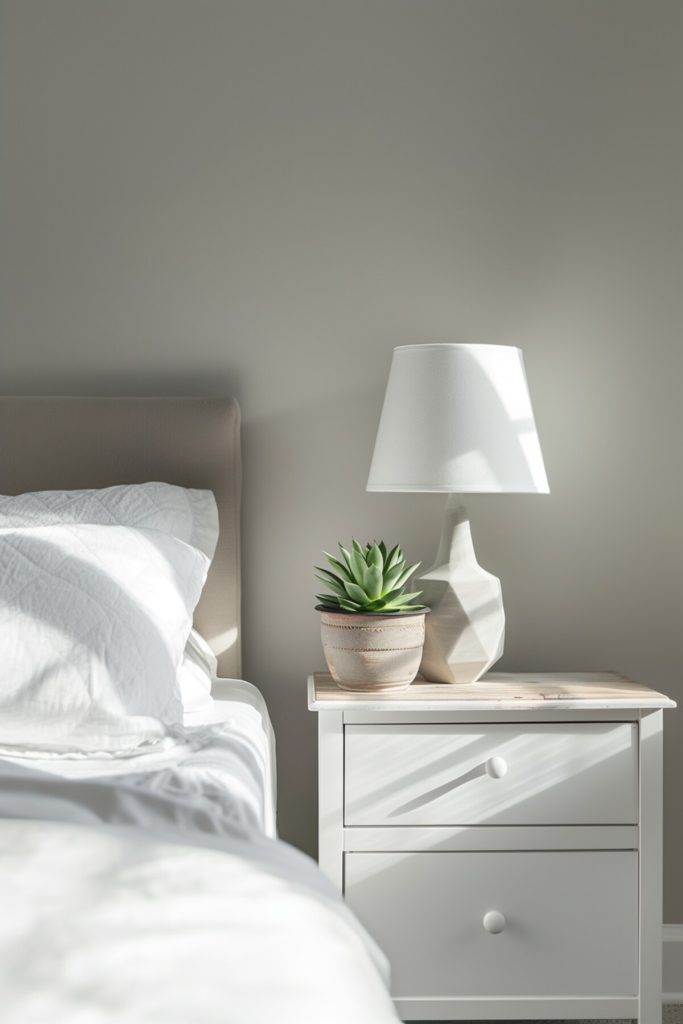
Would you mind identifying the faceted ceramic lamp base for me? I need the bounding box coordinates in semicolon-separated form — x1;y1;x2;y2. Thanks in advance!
418;496;505;684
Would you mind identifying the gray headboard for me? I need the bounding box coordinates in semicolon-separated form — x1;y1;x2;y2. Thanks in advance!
0;397;241;678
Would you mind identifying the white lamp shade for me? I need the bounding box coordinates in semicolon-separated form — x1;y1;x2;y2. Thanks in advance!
367;344;550;493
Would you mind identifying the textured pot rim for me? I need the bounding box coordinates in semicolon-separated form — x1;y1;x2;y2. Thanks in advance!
315;605;428;617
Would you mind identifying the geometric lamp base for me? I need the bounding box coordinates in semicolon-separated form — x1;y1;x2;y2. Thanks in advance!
418;495;505;684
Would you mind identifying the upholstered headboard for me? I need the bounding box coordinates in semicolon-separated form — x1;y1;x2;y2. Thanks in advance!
0;397;241;677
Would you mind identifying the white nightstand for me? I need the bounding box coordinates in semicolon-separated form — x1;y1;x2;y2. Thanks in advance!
308;671;675;1023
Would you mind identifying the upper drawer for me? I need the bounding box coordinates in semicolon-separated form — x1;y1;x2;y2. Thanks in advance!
344;722;638;826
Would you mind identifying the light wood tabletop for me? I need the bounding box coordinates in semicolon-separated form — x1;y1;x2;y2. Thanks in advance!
308;671;676;711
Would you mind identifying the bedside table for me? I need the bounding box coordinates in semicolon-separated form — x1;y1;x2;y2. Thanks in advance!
308;671;675;1023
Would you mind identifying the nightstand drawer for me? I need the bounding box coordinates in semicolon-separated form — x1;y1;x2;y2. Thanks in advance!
345;851;638;999
344;722;637;825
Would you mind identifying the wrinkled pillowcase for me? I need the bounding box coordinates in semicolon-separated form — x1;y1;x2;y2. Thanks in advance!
0;481;218;560
0;483;218;754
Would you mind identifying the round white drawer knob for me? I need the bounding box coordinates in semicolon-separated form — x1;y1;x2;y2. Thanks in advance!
485;756;508;779
483;910;507;934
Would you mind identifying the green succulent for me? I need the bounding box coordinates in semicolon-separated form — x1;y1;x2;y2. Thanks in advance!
315;539;426;614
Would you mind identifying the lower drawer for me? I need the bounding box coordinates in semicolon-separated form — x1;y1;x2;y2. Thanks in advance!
345;851;638;999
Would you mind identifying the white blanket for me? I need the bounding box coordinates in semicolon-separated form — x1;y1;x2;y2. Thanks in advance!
0;687;399;1024
0;818;397;1024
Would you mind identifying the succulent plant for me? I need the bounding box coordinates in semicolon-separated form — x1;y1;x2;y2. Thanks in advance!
315;539;426;614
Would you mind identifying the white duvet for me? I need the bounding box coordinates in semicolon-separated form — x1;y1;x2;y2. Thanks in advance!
0;820;397;1024
0;685;398;1024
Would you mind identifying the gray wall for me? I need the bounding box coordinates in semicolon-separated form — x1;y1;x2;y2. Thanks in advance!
1;0;682;915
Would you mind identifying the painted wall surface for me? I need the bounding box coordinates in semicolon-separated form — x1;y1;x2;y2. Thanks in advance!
1;1;682;914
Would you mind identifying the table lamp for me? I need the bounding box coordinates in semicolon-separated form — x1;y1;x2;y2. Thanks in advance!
367;343;549;684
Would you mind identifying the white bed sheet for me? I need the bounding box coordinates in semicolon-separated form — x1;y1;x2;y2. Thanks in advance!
0;675;277;837
188;676;277;837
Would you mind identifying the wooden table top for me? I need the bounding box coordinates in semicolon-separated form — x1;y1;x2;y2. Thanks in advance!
308;671;676;711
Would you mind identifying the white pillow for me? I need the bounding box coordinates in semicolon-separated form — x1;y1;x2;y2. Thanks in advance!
0;484;218;754
0;524;210;753
0;482;218;560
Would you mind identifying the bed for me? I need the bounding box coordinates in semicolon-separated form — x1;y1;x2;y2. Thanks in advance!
0;397;398;1024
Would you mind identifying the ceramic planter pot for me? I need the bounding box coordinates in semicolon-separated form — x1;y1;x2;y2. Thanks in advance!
317;607;427;692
